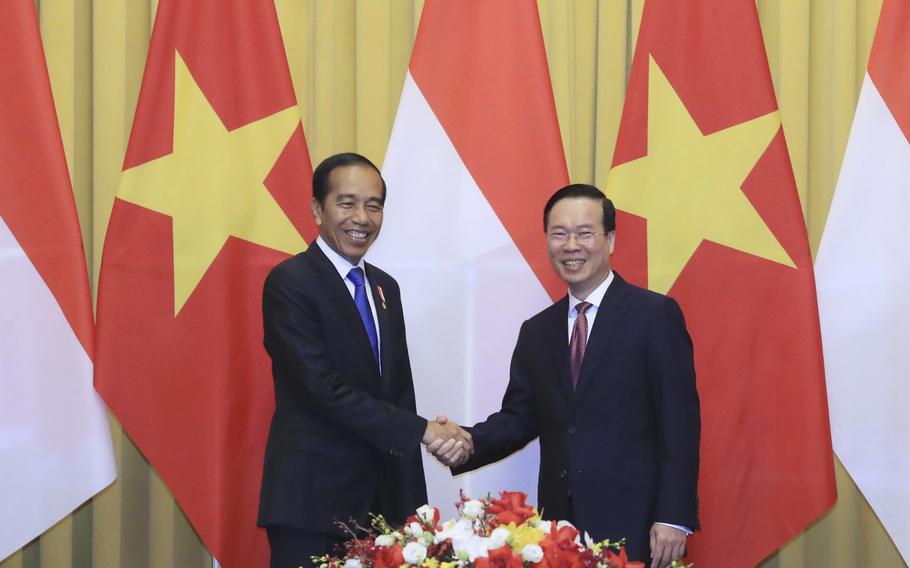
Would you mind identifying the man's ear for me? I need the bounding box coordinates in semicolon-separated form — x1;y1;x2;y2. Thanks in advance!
311;198;323;226
607;230;616;254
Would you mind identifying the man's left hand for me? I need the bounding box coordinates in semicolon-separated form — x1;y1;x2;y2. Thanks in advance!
649;523;686;568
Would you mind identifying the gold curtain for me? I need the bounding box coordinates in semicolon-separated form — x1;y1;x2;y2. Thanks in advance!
4;1;903;566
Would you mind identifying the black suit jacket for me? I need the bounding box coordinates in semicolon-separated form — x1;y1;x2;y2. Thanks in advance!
455;273;700;562
258;242;428;534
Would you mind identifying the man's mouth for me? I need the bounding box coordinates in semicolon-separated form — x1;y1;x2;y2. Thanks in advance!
345;229;369;241
562;259;585;267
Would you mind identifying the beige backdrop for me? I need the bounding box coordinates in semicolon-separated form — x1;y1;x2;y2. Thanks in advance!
4;1;904;566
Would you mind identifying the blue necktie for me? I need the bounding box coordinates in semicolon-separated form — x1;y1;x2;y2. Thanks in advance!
347;267;380;367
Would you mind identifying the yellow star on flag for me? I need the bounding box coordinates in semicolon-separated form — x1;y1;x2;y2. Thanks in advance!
117;52;307;314
606;56;796;294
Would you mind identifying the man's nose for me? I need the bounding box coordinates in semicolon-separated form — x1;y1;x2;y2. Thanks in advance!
562;235;582;249
351;205;369;223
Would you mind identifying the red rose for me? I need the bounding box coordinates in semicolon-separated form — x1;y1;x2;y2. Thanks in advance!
481;545;525;568
487;491;536;527
539;524;583;568
374;543;404;568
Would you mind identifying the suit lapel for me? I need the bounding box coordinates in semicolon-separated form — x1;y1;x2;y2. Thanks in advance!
308;244;381;380
366;264;393;380
544;296;574;405
571;274;631;409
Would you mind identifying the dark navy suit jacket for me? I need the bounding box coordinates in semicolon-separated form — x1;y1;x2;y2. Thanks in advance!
455;273;700;562
258;242;427;534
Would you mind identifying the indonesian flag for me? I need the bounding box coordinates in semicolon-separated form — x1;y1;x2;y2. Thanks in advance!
604;1;835;566
94;1;315;566
815;0;910;562
0;1;115;560
370;0;568;511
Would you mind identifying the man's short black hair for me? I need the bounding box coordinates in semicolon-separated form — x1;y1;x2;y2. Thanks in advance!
543;183;616;232
312;152;387;204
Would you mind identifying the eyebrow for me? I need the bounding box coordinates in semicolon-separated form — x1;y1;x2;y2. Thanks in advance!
550;223;594;230
334;193;383;205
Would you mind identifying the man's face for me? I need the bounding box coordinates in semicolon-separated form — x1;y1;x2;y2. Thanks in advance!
546;197;615;299
311;164;384;265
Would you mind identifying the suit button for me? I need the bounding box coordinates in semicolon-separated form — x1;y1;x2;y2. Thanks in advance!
559;469;567;479
567;426;576;435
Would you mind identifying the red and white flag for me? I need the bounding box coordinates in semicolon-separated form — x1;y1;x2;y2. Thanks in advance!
371;0;568;511
0;1;115;560
94;0;315;565
815;0;910;562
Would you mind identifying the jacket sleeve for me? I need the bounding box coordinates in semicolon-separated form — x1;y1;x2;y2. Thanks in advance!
262;266;427;460
453;321;540;474
647;296;701;529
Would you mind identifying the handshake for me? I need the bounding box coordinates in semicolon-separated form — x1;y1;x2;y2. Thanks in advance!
422;415;473;468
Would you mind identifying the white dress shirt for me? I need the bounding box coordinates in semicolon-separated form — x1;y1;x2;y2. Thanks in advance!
315;237;382;365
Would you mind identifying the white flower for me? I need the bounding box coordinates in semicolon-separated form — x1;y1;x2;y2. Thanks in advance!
406;522;424;535
416;505;437;525
435;518;474;545
374;534;395;548
402;541;428;564
455;534;490;562
536;520;552;533
521;544;544;563
489;527;511;549
461;499;485;519
344;559;363;568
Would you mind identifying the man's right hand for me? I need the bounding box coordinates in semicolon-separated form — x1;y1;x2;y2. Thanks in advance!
423;415;473;467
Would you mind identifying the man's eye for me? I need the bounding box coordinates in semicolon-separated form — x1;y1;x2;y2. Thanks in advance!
366;204;384;212
578;231;594;239
337;201;354;208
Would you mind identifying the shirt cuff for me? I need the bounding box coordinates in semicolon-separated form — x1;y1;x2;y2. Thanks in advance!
654;522;692;535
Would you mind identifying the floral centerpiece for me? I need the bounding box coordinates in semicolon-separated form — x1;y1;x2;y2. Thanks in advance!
313;491;691;568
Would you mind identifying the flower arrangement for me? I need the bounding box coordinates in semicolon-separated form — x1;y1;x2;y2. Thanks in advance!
313;491;691;568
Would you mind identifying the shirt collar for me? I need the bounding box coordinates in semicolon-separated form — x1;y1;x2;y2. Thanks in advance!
315;236;367;281
568;270;614;315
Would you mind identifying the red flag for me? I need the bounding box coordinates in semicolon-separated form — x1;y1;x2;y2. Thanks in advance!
94;1;315;566
0;2;114;559
605;1;835;565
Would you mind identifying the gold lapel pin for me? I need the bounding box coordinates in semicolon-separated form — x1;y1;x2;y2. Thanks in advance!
376;285;387;310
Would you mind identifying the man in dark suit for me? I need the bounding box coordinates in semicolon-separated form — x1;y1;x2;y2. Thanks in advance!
440;184;700;568
258;153;471;568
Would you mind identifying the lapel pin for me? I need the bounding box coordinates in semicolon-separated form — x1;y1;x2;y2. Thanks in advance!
376;285;387;310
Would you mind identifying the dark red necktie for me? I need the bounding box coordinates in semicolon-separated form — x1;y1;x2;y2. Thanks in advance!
570;302;592;388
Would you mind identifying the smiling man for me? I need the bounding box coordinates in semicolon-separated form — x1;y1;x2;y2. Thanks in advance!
447;184;701;568
258;153;472;567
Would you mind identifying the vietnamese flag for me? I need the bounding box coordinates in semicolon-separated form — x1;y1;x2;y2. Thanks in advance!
605;0;836;565
94;1;315;566
816;0;910;562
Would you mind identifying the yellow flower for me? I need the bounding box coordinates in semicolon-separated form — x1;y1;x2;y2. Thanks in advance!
505;522;545;552
422;558;439;568
439;562;459;568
